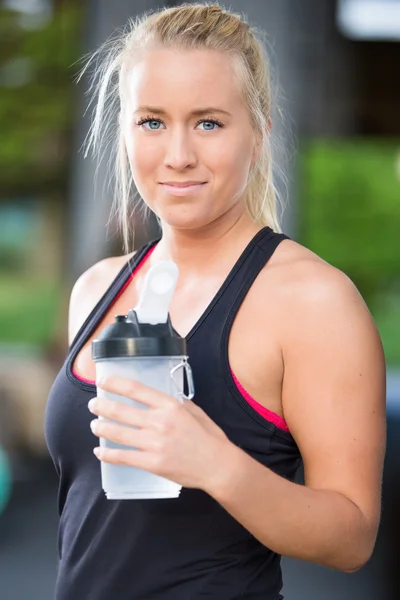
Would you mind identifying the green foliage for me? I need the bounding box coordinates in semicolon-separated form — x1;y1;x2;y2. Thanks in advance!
373;297;400;366
0;3;83;191
299;139;400;364
0;273;61;346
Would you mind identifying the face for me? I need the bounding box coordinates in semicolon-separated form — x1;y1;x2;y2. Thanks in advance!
120;47;258;231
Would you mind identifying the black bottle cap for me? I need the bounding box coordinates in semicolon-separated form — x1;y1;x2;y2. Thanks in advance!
91;310;186;360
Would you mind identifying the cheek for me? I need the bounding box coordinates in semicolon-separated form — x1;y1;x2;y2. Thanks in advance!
210;141;252;191
125;131;157;177
125;144;163;209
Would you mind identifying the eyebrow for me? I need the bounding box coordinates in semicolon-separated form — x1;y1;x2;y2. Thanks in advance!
133;106;232;117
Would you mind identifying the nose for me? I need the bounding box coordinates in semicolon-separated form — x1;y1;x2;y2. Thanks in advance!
163;126;197;170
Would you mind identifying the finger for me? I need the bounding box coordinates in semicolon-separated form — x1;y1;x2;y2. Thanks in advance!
88;397;149;428
96;376;177;409
93;446;160;473
90;418;152;449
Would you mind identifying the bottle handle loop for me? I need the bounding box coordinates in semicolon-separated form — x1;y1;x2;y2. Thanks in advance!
170;359;195;400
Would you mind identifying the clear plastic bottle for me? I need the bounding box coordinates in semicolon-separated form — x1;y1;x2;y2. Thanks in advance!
92;261;194;500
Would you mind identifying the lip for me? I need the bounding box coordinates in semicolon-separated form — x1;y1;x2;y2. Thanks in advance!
160;181;206;187
160;182;207;196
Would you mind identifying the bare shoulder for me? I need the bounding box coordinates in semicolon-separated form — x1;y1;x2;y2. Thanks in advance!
257;236;385;383
68;251;136;346
266;236;386;428
264;237;372;320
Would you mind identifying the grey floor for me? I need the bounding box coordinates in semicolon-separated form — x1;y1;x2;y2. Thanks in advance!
0;457;59;600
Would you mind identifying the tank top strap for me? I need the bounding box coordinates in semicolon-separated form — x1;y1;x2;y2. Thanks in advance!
68;227;288;356
67;238;160;356
188;226;290;342
226;226;290;313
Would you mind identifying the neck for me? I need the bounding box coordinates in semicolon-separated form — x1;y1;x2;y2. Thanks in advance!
151;212;263;275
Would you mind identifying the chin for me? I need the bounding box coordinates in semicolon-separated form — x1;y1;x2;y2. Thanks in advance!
161;216;209;231
157;206;216;231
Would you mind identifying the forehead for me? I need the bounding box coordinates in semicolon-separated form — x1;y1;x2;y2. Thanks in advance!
122;48;243;112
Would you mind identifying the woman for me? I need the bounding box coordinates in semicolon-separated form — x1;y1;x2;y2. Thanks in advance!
45;4;386;599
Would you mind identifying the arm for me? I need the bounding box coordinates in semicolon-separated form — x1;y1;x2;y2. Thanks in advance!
207;266;386;572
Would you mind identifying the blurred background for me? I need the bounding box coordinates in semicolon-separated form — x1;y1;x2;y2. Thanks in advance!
0;0;399;598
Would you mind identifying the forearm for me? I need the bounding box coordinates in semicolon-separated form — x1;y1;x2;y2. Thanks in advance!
206;442;375;572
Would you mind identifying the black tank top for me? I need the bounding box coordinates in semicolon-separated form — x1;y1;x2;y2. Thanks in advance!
45;226;301;600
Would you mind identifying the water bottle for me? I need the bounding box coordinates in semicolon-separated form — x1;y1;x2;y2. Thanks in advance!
92;261;194;500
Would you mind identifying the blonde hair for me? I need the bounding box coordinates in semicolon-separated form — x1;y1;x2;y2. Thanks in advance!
77;2;288;253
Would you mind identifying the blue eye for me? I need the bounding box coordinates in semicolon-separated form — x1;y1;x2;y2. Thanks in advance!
198;120;220;131
137;118;164;130
136;116;224;131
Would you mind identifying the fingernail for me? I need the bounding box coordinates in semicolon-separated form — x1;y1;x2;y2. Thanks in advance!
88;399;95;412
93;447;100;457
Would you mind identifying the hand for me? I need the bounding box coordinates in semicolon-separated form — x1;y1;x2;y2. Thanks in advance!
88;376;233;493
